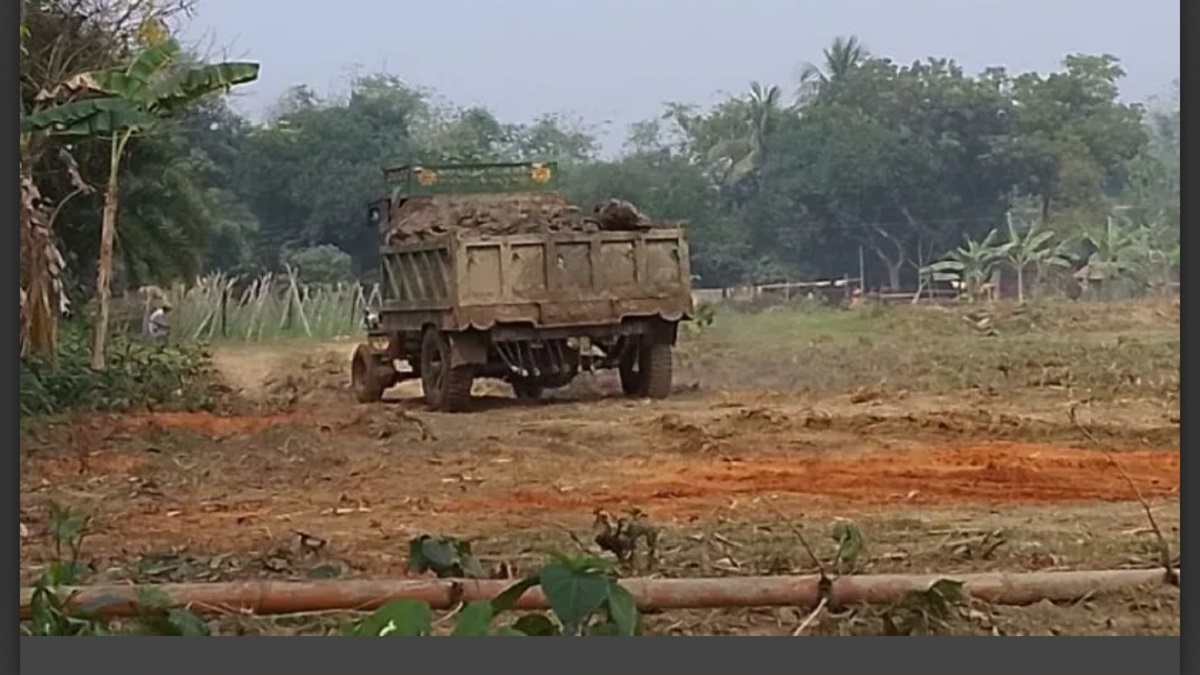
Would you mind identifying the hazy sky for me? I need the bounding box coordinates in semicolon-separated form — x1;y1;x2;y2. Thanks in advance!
183;0;1179;151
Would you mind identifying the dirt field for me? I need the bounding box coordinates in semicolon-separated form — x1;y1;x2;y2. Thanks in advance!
19;299;1181;635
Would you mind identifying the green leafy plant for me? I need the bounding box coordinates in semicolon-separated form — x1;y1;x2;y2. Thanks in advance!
831;521;865;575
20;323;219;416
881;579;967;636
593;508;660;571
683;302;718;335
407;535;488;579
923;229;1005;303
23;501;209;636
348;553;640;637
997;215;1070;303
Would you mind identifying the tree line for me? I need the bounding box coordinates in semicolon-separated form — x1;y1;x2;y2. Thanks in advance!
20;2;1180;360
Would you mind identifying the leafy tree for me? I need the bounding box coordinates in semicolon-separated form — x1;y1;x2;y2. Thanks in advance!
19;0;195;354
507;113;600;165
566;150;751;286
1005;55;1148;224
231;76;425;271
284;245;355;285
21;39;259;368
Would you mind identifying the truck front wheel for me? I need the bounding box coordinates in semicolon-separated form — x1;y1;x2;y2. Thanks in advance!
420;329;474;412
351;343;395;404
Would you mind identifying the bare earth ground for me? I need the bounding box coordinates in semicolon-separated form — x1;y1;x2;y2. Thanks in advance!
19;299;1181;635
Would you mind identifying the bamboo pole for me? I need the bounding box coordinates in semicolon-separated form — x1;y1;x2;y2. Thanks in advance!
19;569;1178;620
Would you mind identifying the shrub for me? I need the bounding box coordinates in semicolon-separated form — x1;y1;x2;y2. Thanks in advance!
20;326;219;416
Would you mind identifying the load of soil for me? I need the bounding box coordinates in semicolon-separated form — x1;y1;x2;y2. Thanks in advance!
384;193;659;243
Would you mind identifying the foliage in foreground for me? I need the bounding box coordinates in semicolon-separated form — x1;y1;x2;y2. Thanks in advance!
19;326;218;416
24;515;639;637
25;506;979;637
348;552;640;637
24;502;210;636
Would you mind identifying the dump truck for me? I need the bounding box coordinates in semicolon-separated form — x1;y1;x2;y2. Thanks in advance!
351;161;694;412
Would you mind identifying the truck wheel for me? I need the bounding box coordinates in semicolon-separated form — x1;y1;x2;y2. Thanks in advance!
511;380;544;400
351;343;393;404
618;348;643;396
420;329;473;412
639;341;674;399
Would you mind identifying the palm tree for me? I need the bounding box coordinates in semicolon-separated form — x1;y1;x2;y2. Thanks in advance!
21;40;259;368
996;215;1069;303
705;81;784;183
796;36;871;105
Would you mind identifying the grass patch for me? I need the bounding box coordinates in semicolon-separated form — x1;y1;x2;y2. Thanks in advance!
679;299;1180;401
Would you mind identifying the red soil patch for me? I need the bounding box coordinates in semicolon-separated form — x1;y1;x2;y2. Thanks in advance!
439;442;1180;516
112;411;303;437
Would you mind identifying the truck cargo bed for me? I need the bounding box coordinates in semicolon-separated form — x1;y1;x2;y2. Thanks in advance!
378;228;692;330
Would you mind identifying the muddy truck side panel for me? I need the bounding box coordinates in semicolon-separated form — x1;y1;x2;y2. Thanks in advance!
376;229;692;331
351;161;694;412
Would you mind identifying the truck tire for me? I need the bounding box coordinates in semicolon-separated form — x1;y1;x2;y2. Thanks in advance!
618;347;643;396
639;341;674;399
511;380;544;400
420;329;473;412
351;343;393;404
618;338;673;399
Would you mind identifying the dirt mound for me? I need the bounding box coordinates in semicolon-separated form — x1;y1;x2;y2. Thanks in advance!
260;352;349;409
385;193;657;243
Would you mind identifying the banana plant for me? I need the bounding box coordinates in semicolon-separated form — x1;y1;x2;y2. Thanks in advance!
922;229;1004;303
1076;216;1154;298
997;214;1069;303
20;40;258;369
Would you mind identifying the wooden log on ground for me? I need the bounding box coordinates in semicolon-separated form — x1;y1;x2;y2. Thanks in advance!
19;568;1179;620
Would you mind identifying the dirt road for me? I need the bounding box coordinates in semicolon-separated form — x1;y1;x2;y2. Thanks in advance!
22;344;1178;550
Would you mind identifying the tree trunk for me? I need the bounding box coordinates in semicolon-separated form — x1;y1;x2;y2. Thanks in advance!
1016;266;1026;304
90;176;118;370
886;260;902;292
869;246;905;292
871;221;909;292
90;132;130;370
20;167;56;356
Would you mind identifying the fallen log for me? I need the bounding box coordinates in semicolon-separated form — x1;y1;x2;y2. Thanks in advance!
20;569;1178;620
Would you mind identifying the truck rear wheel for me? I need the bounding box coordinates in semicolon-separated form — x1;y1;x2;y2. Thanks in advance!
640;341;673;399
618;347;642;396
420;329;474;412
351;343;395;404
618;338;673;399
511;380;544;400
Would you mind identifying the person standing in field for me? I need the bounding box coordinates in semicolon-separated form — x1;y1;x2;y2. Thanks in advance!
146;303;172;342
